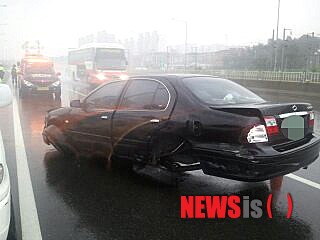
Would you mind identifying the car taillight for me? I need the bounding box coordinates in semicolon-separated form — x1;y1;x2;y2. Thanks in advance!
309;111;315;127
264;116;279;135
247;125;268;143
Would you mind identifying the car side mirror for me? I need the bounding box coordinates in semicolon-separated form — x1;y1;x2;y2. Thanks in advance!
70;99;81;108
0;84;12;108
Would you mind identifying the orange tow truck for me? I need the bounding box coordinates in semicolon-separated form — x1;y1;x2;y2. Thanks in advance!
18;54;61;98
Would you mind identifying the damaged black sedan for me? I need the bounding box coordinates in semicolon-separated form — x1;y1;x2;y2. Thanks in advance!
42;75;320;182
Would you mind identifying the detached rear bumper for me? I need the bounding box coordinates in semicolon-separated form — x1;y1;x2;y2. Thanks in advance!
193;135;320;182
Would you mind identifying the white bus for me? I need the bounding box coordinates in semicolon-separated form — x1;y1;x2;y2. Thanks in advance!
68;43;128;86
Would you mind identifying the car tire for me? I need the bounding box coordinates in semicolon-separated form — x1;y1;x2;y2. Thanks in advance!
47;126;75;158
51;139;75;158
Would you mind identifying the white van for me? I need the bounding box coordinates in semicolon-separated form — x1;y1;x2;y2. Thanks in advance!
0;84;12;240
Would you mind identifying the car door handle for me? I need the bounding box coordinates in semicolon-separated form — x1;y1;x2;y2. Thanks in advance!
101;116;109;120
150;119;160;123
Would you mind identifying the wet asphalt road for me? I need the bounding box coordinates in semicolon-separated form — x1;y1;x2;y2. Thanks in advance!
1;75;320;240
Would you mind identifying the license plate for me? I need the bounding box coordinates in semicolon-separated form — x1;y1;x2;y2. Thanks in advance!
37;87;49;91
281;115;305;140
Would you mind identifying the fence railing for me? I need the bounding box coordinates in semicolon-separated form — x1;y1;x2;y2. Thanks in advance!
130;68;320;84
187;70;320;84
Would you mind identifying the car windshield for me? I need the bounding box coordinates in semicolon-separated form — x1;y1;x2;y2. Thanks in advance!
25;63;54;74
95;48;126;70
183;77;265;105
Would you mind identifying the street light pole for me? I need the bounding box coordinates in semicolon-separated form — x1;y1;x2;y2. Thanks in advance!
273;0;281;71
276;0;280;40
184;21;188;73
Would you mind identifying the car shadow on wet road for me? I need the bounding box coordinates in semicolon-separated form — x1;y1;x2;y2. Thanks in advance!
42;150;313;240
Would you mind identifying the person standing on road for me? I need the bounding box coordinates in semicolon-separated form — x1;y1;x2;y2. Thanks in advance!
0;64;5;83
11;64;18;85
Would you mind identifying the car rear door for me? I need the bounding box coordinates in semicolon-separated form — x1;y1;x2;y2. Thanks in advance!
67;80;127;156
111;78;175;160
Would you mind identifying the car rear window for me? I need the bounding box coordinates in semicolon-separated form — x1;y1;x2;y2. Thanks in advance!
182;77;265;105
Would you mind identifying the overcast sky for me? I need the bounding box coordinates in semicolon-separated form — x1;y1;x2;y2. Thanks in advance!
1;0;320;58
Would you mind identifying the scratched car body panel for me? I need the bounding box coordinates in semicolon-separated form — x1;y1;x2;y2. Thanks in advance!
42;75;320;182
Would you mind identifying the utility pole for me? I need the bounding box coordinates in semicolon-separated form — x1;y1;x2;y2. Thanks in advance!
272;29;275;41
172;18;188;73
273;0;281;71
306;32;315;72
166;46;170;72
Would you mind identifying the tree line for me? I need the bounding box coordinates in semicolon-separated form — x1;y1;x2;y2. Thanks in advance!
220;35;320;72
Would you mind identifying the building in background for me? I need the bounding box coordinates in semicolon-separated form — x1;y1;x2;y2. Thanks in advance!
97;31;116;44
78;31;117;47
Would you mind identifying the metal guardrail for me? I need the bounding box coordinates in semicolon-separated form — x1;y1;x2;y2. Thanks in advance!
130;69;320;84
187;70;320;84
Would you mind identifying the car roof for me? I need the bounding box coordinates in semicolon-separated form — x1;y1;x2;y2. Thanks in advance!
130;74;219;81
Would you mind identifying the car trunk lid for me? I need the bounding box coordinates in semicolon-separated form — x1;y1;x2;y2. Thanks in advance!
210;102;314;146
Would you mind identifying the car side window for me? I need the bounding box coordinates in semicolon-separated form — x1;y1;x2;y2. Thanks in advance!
85;81;127;109
153;85;170;110
120;79;169;110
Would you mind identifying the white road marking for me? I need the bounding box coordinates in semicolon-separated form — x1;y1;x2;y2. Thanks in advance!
286;173;320;190
12;98;42;240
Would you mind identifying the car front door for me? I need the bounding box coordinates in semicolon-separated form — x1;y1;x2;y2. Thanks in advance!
111;78;176;161
67;80;127;156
